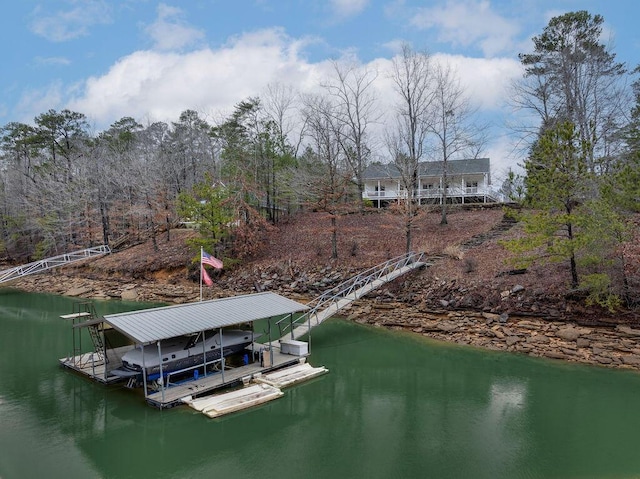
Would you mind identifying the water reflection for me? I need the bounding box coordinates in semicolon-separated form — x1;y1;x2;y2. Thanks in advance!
3;291;640;479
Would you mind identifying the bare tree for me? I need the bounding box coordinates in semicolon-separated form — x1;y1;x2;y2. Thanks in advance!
323;59;379;212
427;62;486;225
298;94;350;259
388;44;434;251
261;83;305;222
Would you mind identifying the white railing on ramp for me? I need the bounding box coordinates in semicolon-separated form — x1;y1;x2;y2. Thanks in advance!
276;251;427;342
0;245;111;284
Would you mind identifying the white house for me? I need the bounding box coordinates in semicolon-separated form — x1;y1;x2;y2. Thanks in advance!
362;158;503;206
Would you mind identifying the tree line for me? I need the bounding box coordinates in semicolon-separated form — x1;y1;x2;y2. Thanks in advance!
0;11;638;308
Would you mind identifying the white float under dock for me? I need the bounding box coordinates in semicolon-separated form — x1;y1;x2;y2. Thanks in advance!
254;362;328;388
183;362;328;418
184;383;284;418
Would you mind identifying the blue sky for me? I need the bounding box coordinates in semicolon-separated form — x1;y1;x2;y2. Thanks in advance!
1;0;638;176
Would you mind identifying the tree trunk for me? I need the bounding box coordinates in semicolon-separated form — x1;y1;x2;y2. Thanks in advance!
100;201;110;246
331;214;338;259
440;168;448;225
567;221;578;288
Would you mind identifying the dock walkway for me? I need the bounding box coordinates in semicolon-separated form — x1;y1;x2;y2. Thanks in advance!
0;245;110;284
276;252;426;344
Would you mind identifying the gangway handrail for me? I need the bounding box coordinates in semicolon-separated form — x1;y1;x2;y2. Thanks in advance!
276;251;425;339
0;245;111;284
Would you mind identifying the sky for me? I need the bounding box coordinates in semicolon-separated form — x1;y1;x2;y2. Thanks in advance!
1;0;638;178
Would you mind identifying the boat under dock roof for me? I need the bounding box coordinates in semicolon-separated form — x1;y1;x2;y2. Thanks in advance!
102;292;309;344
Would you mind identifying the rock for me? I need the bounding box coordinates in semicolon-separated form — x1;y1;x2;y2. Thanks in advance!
64;286;92;297
557;327;581;341
121;289;138;301
616;325;640;337
493;329;505;339
437;322;458;333
511;284;525;294
526;334;551;344
544;351;569;360
516;321;541;330
621;355;640;366
499;312;509;324
439;299;449;308
506;336;521;346
595;356;613;365
576;338;590;348
482;312;500;322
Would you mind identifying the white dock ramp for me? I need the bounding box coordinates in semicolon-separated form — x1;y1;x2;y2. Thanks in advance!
0;245;110;284
277;251;427;343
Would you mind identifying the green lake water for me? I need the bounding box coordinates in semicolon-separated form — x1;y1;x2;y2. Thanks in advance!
2;289;640;479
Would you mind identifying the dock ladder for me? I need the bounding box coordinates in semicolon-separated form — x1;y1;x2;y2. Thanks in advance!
276;251;427;342
61;302;106;368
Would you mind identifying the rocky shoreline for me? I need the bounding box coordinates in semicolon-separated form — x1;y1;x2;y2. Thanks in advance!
346;300;640;371
10;266;640;374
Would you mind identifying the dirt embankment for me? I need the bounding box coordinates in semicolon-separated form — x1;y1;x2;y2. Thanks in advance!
9;207;640;371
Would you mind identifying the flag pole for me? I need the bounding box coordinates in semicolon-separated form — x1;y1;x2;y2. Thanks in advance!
199;246;203;302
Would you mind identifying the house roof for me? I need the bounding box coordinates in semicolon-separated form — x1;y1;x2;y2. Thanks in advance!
363;158;491;180
102;292;309;344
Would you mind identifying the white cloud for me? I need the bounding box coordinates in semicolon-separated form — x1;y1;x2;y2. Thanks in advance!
410;0;520;57
329;0;369;19
143;3;206;51
17;26;522;177
431;53;522;111
66;28;326;127
29;0;112;42
15;82;65;123
34;56;72;66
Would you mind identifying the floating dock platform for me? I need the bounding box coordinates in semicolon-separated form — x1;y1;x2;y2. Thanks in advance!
254;362;328;388
183;361;328;418
184;383;284;418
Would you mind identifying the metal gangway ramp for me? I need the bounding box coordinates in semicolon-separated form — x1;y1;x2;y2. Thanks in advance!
0;245;111;284
276;251;427;343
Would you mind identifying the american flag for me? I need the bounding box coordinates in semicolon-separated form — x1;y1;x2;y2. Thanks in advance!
201;265;213;286
202;250;223;269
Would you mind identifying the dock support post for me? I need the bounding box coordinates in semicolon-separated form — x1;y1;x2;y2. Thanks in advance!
219;328;225;383
157;341;165;403
142;344;148;399
202;330;207;377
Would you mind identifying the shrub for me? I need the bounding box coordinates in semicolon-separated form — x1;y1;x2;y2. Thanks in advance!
443;244;464;260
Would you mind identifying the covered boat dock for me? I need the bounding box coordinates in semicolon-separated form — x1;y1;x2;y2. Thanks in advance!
60;292;311;408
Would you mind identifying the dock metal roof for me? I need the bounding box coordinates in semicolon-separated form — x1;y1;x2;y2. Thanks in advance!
103;292;309;344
